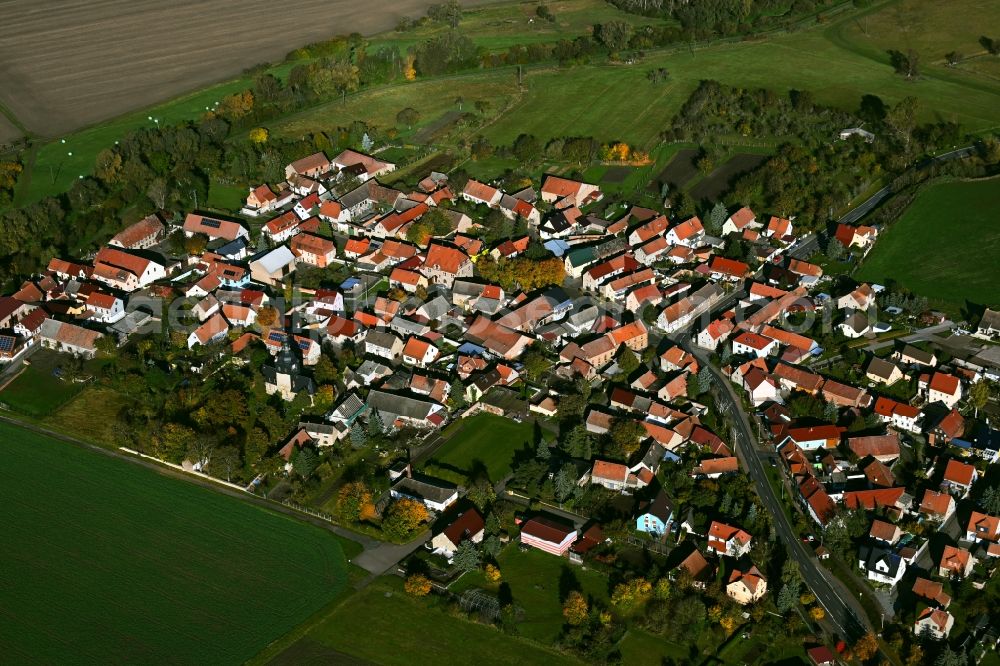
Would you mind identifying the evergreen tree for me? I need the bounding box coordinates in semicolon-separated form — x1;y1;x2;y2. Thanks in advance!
746;502;758;527
708;202;728;234
349;421;367;448
776;584;799;614
554;464;576;503
697;366;713;394
485;512;501;536
536;439;551;461
452;540;481;572
482;535;501;558
719;343;733;365
292;447;319;479
719;492;733;516
448;380;467;410
981;485;1000;515
368;411;385;437
823;401;839;423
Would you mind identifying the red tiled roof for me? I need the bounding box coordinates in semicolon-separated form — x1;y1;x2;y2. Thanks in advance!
943;459;976;486
520;516;575;543
592;460;628;482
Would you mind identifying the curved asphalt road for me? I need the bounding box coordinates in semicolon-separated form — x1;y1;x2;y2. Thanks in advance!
681;341;872;641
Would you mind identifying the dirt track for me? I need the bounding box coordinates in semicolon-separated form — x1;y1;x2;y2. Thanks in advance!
0;0;496;138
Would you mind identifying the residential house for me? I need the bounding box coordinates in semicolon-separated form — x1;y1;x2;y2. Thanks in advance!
461;179;502;207
721;207;759;236
731;331;778;358
912;577;952;609
262;211;301;243
782;425;843;451
921;371;962;408
92;247;165;291
182;214;248;241
84;292;125;323
249;246;296;286
332;149;394;181
858;546;906;586
666;216;704;247
402;337;439;368
391;474;458;513
430;509;485;559
765;216;793;239
938;545;975;578
941;459;977;497
635;490;673;536
187;312;229;349
263;343;315;401
244;184;279;215
870;519;902;546
37;319;102;358
914;608;954;639
866;357;904;385
873;397;922;434
847;433;901;462
726;564;768;605
742;367;780;406
285;152;330;180
540;175;602;208
893;344;937;368
421;243;473;287
840;311;871;338
290;233;336;268
966;511;1000;546
707;521;752;557
919;489;956;523
837;284;876;312
364;330;404;362
519;516;578;556
109;214;164;250
834;223;878;250
975;308;1000;340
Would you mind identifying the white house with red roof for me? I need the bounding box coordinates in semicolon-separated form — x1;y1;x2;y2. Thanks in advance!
764;216;793;239
420;243;473;287
726;564;767;605
92;247;165;292
914;608;954;639
540;175;602;208
707;521;753;557
666;216;705;247
293;192;323;220
920;371;962;408
402;336;439;368
187;312;229;349
873;397;922;433
84;291;125;323
109;214;164;250
519;516;578;556
430;509;485;559
941;459;978;497
731;331;778;358
696;317;735;351
966;511;1000;548
721;206;759;236
263;211;302;243
461;179;502;207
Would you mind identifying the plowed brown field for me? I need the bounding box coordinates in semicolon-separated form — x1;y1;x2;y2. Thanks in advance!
0;0;494;138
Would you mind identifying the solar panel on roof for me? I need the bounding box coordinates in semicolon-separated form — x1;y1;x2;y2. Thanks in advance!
268;331;285;343
201;218;222;229
297;339;310;350
0;336;16;353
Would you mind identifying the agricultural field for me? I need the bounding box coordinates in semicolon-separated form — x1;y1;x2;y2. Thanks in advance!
0;113;22;144
0;421;358;664
0;0;499;139
829;0;1000;80
424;412;536;484
857;177;1000;309
366;0;669;54
257;576;581;666
450;547;610;644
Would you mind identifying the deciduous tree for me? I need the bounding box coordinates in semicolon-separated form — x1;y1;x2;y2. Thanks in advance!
563;590;589;625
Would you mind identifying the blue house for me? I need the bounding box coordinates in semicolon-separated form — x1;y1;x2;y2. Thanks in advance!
636;490;674;536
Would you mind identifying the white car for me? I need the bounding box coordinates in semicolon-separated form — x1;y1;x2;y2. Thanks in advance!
872;322;892;333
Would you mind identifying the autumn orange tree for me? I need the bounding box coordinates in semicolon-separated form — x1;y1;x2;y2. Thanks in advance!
249;127;269;144
610;578;652;615
601;142;631;162
484;563;502;583
477;256;565;292
382;498;429;540
255;306;278;329
338;481;374;522
404;574;432;597
851;632;879;662
562;591;589;626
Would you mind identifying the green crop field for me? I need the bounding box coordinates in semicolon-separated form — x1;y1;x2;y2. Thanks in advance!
425;413;535;483
0;422;357;664
256;576;582;665
857;177;1000;309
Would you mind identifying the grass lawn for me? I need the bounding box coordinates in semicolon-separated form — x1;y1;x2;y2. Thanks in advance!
856;177;1000;309
0;421;358;664
618;629;692;665
0;350;93;416
41;386;135;446
254;576;582;665
424;413;536;484
450;547;610;644
207;179;250;213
